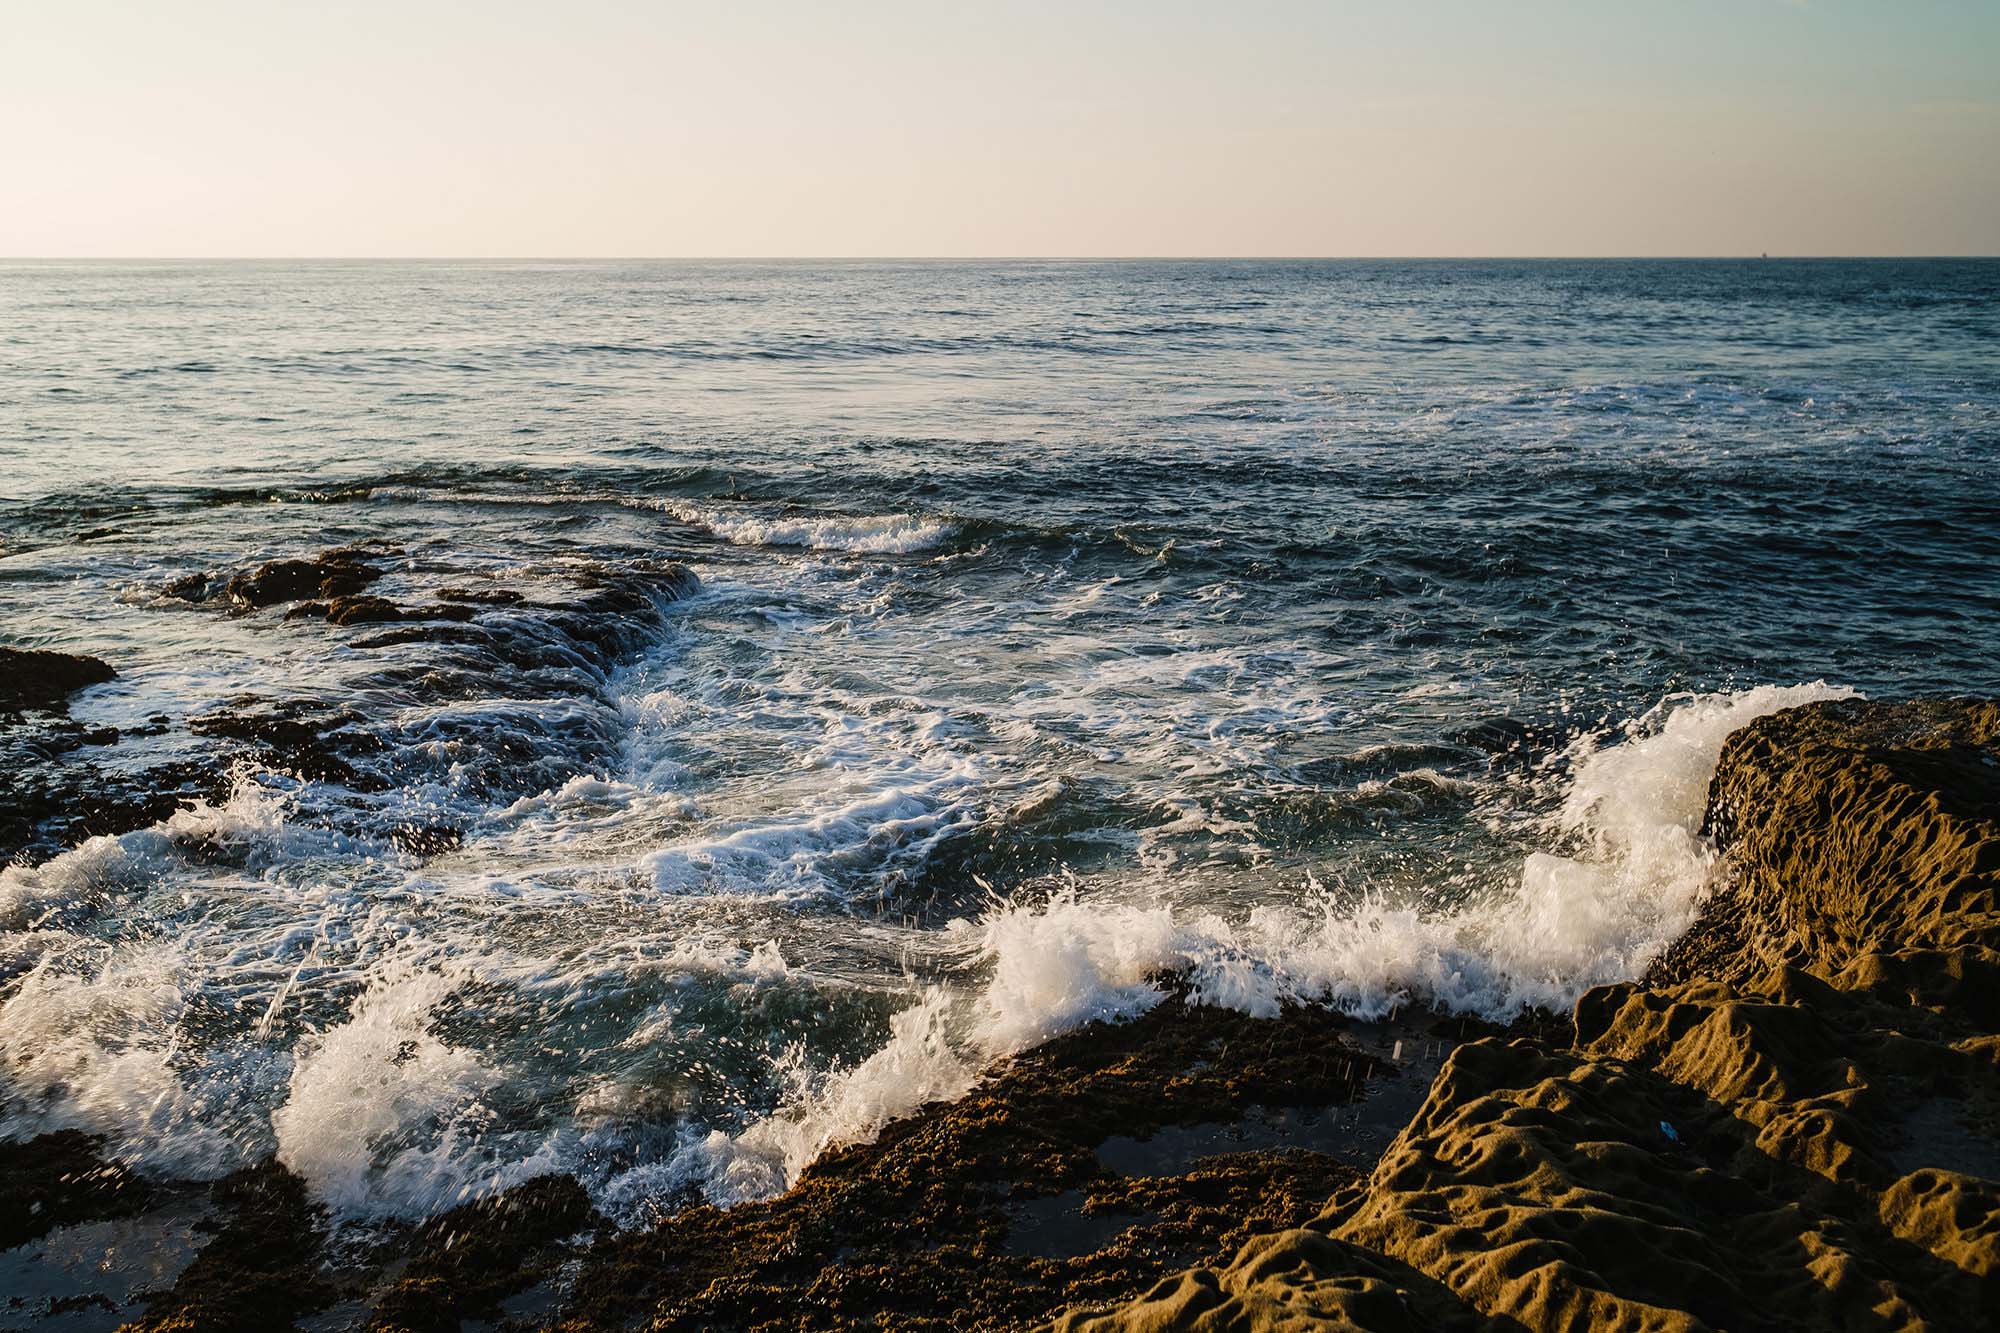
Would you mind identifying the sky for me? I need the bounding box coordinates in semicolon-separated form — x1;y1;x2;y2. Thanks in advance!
3;0;1996;257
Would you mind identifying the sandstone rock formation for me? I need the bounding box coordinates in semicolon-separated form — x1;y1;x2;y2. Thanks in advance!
1058;698;2000;1331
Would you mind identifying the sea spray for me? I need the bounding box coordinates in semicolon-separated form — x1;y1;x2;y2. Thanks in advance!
664;682;1859;1205
273;965;527;1219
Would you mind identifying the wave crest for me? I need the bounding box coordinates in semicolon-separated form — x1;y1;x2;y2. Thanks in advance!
642;499;958;554
666;682;1858;1206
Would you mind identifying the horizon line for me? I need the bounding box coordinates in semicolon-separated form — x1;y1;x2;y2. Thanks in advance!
4;254;1999;264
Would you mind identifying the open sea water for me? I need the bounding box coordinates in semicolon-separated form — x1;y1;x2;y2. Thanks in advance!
1;258;1995;1223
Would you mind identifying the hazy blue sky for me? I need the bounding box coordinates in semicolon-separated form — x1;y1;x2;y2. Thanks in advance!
5;1;1996;256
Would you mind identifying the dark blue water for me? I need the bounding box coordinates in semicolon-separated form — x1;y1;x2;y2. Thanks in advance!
1;259;1995;1222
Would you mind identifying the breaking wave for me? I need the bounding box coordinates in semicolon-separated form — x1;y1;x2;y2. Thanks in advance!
642;499;959;554
643;681;1858;1206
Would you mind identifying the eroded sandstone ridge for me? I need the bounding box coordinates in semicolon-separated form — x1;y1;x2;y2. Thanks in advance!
1059;697;2000;1331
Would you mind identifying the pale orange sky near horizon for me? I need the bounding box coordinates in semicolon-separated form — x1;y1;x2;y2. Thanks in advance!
4;0;1996;258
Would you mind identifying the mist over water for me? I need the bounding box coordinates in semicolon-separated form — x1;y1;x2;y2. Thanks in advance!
2;259;1996;1224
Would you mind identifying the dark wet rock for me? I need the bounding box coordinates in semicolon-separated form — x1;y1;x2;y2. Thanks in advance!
160;571;217;603
332;559;699;802
122;713;174;739
35;556;705;868
284;597;480;627
0;647;216;867
2;716;119;766
188;698;385;788
395;601;478;624
224;547;386;609
5;553;697;866
8;553;707;865
0;646;116;712
437;585;526;604
1063;697;2000;1332
0;761;225;869
283;595;397;625
552;997;1388;1332
0;1129;152;1250
365;1174;596;1333
121;1158;332;1333
345;622;506;651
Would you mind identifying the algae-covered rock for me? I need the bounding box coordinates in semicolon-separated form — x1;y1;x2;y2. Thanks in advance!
552;998;1385;1332
0;646;116;711
223;547;386;608
1053;1228;1487;1333
119;1158;332;1333
0;1129;151;1250
366;1174;596;1333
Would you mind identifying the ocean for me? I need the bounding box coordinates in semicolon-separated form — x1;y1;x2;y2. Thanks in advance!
1;258;1995;1226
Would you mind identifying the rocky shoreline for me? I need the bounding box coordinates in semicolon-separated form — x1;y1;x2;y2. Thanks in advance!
1062;697;2000;1331
3;695;1995;1330
0;545;704;870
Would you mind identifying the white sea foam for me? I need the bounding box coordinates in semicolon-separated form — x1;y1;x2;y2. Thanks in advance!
643;499;957;554
0;776;368;1177
0;777;298;933
0;680;1859;1222
635;898;1191;1208
667;682;1858;1205
637;772;982;900
960;681;1859;1024
651;987;974;1205
272;966;548;1218
972;896;1180;1053
0;934;266;1177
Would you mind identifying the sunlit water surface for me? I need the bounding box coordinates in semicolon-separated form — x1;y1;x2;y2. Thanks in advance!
1;259;1995;1222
